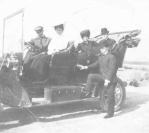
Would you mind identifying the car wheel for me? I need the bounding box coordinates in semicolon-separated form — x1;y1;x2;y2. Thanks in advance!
99;78;126;111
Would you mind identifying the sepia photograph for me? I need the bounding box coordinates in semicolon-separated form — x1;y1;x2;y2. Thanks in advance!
0;0;149;133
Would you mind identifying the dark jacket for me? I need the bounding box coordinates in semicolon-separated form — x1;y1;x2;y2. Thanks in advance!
24;36;51;64
76;40;98;56
29;35;51;52
88;53;117;82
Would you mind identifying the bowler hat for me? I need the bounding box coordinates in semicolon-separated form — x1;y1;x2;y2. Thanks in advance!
34;26;43;31
101;28;109;35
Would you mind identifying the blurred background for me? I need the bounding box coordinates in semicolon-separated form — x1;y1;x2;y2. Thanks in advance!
0;0;148;62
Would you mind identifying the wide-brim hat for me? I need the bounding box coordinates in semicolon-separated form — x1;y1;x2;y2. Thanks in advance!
101;28;109;35
80;29;90;39
34;26;43;32
54;24;64;31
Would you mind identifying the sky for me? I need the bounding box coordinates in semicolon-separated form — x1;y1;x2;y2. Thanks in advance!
0;0;149;62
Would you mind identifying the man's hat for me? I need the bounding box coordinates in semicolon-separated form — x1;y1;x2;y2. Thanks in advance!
34;26;43;32
101;28;109;35
80;29;90;39
100;40;110;48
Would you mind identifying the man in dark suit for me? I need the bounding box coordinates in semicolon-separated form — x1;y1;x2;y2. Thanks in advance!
99;28;116;52
78;41;118;119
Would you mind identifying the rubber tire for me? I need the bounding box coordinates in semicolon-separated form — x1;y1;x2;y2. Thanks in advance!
99;78;126;112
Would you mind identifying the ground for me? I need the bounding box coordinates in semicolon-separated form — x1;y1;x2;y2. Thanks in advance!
0;69;149;133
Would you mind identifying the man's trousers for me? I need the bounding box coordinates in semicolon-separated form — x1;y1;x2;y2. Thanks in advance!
84;73;116;116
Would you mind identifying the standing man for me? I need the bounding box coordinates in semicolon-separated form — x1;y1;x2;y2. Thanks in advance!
78;41;118;119
99;28;116;52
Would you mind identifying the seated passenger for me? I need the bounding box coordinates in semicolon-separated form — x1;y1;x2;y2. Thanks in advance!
23;26;51;64
98;28;116;52
22;26;51;82
48;24;73;55
76;29;98;65
76;29;98;56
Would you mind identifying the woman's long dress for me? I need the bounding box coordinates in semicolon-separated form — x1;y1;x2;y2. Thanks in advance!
23;36;51;82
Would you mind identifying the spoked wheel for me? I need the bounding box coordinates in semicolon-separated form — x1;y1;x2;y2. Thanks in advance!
99;78;126;111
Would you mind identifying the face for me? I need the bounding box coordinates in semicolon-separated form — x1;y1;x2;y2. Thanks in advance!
36;30;44;37
55;28;63;35
83;36;89;42
100;46;108;54
102;33;108;40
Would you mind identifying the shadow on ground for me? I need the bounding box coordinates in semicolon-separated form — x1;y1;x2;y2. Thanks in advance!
1;91;149;131
115;91;149;117
0;100;101;131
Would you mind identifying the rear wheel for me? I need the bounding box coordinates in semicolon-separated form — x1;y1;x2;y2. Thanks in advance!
99;78;126;111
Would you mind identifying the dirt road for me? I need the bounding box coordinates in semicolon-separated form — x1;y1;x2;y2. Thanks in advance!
0;80;149;133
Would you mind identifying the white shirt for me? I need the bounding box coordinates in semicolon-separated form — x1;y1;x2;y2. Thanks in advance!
48;34;69;55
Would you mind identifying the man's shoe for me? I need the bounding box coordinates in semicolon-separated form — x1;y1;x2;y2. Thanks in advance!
104;114;113;119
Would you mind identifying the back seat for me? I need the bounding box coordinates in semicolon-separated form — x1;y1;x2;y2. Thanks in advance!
50;51;77;85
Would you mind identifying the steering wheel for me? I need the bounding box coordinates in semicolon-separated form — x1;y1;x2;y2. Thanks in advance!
24;42;35;51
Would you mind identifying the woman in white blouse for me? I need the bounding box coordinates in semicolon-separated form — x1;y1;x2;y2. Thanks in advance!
48;24;70;55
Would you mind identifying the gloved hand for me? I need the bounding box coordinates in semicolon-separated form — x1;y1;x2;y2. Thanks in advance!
104;79;110;87
77;64;88;70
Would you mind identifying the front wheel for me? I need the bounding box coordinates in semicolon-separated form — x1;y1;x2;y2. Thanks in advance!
99;78;126;111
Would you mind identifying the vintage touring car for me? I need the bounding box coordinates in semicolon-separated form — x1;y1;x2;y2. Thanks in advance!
0;9;141;113
0;29;141;112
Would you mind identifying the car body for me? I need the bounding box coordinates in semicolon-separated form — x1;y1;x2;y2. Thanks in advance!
0;29;141;112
